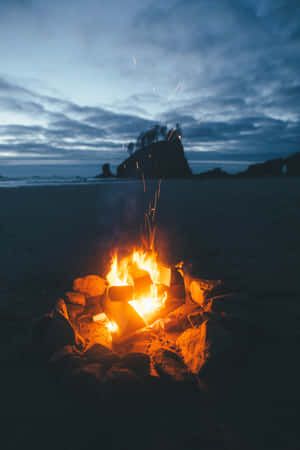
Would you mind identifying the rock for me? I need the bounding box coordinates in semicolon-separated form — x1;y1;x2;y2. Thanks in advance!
95;163;114;178
76;319;112;349
65;291;86;307
52;298;85;352
66;303;85;322
164;304;201;333
190;280;205;306
117;140;192;179
285;152;300;176
76;363;104;381
53;298;69;321
151;348;191;382
176;320;233;375
176;325;209;374
84;343;120;368
195;167;230;179
48;345;83;376
43;314;76;358
73;275;106;297
74;331;86;352
120;352;151;377
238;157;284;177
85;295;104;315
187;310;222;327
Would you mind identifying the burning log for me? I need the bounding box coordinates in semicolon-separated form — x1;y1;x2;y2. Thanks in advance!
129;264;152;297
108;285;134;302
156;264;171;287
103;293;146;342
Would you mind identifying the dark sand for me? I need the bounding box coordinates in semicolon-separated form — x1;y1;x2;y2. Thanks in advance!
1;178;300;449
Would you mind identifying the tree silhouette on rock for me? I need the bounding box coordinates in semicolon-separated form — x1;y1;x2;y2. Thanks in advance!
127;142;135;156
124;123;180;155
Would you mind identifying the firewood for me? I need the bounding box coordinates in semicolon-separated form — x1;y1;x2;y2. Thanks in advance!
103;294;146;341
157;264;171;287
129;264;152;297
108;285;134;302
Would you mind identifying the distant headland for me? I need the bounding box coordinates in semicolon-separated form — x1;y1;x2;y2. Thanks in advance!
96;124;300;179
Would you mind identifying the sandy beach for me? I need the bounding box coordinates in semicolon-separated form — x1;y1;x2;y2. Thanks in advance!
1;178;300;449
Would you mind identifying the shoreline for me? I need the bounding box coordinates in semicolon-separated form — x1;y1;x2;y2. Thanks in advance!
1;173;300;189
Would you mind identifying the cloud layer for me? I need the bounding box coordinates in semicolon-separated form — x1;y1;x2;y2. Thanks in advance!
0;0;299;171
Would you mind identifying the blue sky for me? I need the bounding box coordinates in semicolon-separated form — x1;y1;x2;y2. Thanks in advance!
0;0;299;173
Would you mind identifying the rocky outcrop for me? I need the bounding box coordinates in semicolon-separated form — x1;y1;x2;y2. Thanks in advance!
95;163;114;178
238;157;285;177
195;168;230;179
117;139;192;179
284;152;300;176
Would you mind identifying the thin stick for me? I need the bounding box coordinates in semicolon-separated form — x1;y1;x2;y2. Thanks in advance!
142;172;146;192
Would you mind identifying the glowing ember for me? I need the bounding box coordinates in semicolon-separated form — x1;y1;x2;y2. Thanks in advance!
93;312;119;333
106;321;119;333
129;288;167;323
106;249;167;323
93;312;107;322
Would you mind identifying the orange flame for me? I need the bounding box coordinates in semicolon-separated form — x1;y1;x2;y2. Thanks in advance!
106;249;167;323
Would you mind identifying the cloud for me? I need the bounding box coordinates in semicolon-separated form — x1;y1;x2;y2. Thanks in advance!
0;76;157;164
0;0;299;170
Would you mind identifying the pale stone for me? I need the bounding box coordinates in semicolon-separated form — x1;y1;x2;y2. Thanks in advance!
73;275;106;297
65;291;86;307
176;324;209;374
190;280;205;306
53;298;69;321
177;320;233;375
152;348;190;382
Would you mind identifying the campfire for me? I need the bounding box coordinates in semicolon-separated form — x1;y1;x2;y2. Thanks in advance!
32;180;248;394
97;249;183;342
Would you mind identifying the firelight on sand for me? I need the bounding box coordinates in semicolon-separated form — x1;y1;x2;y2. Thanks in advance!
106;249;168;323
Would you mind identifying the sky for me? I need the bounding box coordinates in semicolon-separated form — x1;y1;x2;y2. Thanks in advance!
0;0;299;174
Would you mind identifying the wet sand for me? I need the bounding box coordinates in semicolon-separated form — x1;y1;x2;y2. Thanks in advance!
1;178;299;449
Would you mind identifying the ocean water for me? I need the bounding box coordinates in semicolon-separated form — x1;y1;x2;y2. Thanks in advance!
0;160;252;188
